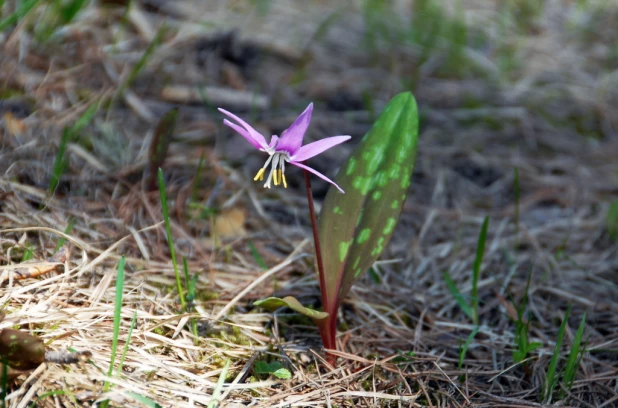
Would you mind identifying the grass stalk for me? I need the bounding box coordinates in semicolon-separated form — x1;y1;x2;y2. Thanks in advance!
100;256;126;408
458;326;480;369
543;305;571;403
54;217;75;253
118;24;165;95
208;359;231;408
471;216;489;326
561;312;587;398
514;167;520;248
157;168;187;312
0;0;38;31
48;128;71;194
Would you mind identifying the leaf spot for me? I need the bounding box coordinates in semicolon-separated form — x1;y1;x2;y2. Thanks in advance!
346;158;357;176
353;176;372;195
357;228;371;244
383;217;396;235
371;237;385;256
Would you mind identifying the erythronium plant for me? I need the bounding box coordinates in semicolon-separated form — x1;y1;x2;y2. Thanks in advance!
219;92;419;360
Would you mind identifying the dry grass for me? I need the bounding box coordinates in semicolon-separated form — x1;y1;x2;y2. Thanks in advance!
0;0;617;406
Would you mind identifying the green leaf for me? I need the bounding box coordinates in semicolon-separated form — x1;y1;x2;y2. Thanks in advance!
125;392;163;408
253;296;328;321
318;92;419;313
443;270;474;321
254;361;291;379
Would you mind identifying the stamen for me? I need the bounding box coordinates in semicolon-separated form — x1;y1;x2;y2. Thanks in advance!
280;156;287;188
257;151;290;189
264;154;280;189
254;168;265;181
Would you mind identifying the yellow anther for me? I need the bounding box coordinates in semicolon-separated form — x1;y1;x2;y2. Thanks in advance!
282;173;287;188
254;168;265;181
273;169;279;185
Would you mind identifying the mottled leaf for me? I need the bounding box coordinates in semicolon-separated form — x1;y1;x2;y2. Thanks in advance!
318;92;419;314
253;296;328;321
0;329;45;370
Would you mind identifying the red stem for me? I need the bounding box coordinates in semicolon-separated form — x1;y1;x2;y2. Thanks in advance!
302;170;337;358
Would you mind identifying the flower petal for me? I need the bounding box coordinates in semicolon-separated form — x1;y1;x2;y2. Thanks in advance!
269;135;279;148
290;135;351;162
218;108;269;150
290;161;345;194
275;103;313;155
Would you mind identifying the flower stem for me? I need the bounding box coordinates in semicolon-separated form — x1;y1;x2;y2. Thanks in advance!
303;170;337;357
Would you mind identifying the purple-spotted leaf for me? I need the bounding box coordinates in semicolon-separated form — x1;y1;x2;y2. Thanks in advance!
318;92;419;315
254;296;328;321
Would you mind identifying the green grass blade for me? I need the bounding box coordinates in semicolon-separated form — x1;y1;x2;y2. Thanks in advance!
28;390;69;408
471;216;489;326
443;270;474;321
208;359;231;408
248;241;267;270
513;167;520;247
118;311;137;373
182;257;194;302
21;244;34;262
190;151;207;205
157;168;187;312
70;102;99;134
182;257;198;336
607;199;618;240
561;312;587;397
0;0;38;32
101;255;126;408
119;24;165;94
544;305;571;403
458;326;480;369
54;217;75;253
125;392;163;408
58;0;88;23
109;256;126;374
48;128;71;194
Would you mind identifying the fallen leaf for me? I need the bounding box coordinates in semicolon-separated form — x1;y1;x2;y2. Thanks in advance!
212;208;246;243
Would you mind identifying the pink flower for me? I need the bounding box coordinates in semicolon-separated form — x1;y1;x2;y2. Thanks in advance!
218;103;351;193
